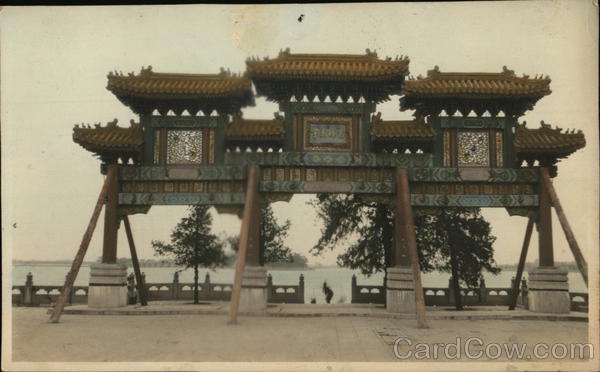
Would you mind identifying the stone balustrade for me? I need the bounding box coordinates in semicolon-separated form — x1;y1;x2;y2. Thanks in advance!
351;274;588;312
12;271;305;306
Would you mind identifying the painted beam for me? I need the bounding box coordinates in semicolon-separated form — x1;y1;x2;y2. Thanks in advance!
148;115;222;128
119;191;538;207
225;152;434;168
119;192;245;205
119;165;246;181
411;194;538;207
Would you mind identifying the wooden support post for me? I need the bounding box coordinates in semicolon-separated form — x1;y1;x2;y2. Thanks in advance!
123;215;148;306
540;168;588;287
102;163;120;263
49;165;117;323
394;196;411;267
228;165;259;324
537;168;554;267
508;216;534;310
396;168;428;328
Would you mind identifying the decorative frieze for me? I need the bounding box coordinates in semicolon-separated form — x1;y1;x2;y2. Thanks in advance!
119;165;246;181
411;194;538;207
148;115;222;128
224;152;433;168
119;192;245;205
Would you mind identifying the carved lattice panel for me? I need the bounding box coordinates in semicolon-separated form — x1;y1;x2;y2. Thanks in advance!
167;129;203;164
457;131;490;167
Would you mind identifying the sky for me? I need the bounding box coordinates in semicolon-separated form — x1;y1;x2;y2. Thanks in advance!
1;2;598;268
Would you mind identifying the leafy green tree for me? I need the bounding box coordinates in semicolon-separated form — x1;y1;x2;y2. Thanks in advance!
309;194;500;309
151;205;227;304
226;204;294;265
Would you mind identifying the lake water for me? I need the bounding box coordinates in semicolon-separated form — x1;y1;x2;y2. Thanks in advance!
11;265;587;304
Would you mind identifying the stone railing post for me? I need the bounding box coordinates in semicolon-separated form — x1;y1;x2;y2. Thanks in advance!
267;273;273;302
479;278;487;304
351;274;358;303
447;278;454;306
299;274;305;303
172;271;180;300
204;272;211;300
24;272;34;306
127;273;136;304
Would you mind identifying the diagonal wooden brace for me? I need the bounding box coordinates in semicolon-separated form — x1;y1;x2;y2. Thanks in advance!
49;164;118;323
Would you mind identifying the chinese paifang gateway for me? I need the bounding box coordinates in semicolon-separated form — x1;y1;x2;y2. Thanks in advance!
53;49;587;324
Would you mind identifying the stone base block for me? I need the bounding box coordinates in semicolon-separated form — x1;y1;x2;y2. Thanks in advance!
239;266;268;313
386;266;415;313
88;263;128;308
527;267;570;314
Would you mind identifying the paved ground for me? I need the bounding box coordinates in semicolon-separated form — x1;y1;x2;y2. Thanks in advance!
10;306;591;363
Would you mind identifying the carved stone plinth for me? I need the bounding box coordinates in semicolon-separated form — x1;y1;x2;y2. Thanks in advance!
527;267;570;314
88;263;128;308
239;266;268;313
386;266;415;313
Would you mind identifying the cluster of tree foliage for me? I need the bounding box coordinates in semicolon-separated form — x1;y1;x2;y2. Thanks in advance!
309;194;501;309
224;205;299;266
151;205;227;304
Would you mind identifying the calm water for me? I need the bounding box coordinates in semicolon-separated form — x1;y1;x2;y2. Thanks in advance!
11;265;587;304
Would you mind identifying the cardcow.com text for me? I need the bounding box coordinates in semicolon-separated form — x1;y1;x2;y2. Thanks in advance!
393;337;593;360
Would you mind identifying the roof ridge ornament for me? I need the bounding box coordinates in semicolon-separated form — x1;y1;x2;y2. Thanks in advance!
427;65;440;76
502;65;515;76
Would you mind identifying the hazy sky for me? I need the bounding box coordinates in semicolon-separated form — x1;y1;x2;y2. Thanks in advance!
1;2;598;268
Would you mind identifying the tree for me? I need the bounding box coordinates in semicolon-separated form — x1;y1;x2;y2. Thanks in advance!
309;194;500;309
226;204;294;265
151;205;227;304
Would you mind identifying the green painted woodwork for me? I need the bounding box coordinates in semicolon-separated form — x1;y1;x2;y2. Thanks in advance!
119;165;246;181
411;194;538;207
224;152;433;168
279;102;376;115
148;115;222;128
141;114;154;165
439;117;508;129
409;167;538;183
118;191;537;207
259;181;394;194
119;192;245;205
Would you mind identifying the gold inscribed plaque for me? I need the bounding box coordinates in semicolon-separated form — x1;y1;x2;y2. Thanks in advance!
193;182;204;192
495;131;503;167
179;182;189;193
302;115;353;152
209;129;215;164
291;168;301;181
149;182;160;193
135;182;145;192
154;130;161;165
306;168;317;181
443;131;452;167
164;183;174;192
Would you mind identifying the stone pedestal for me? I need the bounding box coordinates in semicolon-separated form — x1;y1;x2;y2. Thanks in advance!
386;266;415;313
239;266;268;313
527;267;570;314
88;263;128;308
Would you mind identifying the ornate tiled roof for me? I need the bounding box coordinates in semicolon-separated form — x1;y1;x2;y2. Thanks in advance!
246;49;409;82
403;66;551;99
371;113;435;140
73;119;143;154
514;121;585;155
107;67;252;99
226;114;284;141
